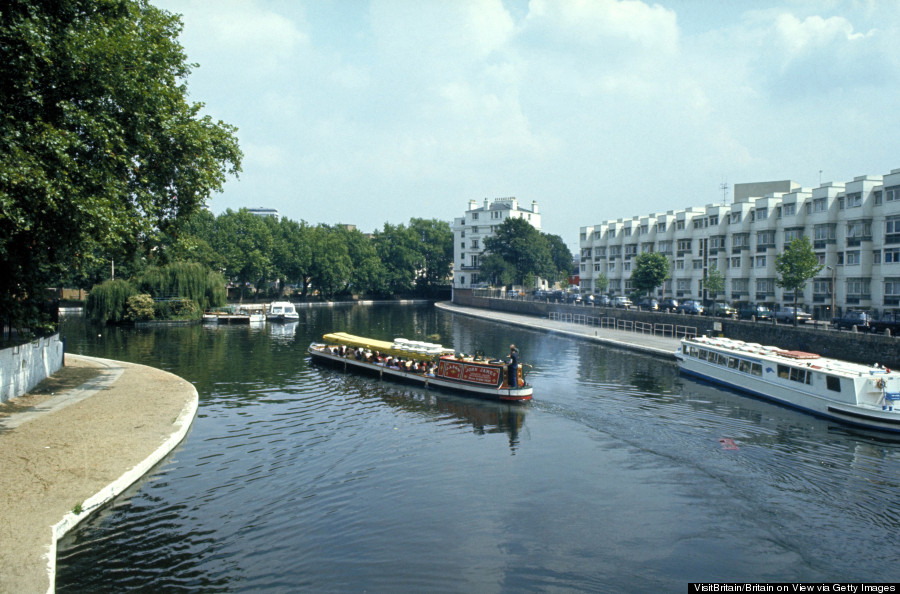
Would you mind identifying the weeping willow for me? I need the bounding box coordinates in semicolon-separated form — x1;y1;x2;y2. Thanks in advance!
85;279;137;324
87;262;226;324
137;262;226;312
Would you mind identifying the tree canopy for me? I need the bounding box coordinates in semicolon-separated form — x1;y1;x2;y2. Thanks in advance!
776;236;823;309
630;252;670;297
481;218;572;286
1;0;242;333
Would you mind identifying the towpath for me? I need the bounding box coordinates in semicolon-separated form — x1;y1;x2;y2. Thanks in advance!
435;301;684;358
0;354;198;593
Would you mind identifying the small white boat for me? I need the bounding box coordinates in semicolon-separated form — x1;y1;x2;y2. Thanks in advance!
266;301;299;322
676;335;900;433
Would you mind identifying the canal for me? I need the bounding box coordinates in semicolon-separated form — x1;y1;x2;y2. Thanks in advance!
56;304;900;591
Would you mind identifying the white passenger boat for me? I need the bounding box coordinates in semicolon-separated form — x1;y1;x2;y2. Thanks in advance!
266;301;299;322
309;332;533;402
676;336;900;433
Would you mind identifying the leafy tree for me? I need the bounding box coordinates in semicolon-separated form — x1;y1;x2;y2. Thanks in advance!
373;223;422;294
270;218;313;296
593;272;609;295
334;226;385;296
307;225;352;298
703;264;726;302
0;0;241;333
482;218;553;285
408;218;453;292
212;209;273;298
630;252;670;297
545;234;574;282
479;253;516;287
776;236;823;324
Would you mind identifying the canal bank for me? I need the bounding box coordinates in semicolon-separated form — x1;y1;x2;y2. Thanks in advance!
0;354;198;593
435;301;683;358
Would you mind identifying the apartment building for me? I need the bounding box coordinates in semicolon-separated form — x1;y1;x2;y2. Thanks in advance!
578;167;900;319
452;197;541;288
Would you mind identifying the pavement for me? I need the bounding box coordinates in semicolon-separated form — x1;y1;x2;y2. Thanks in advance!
0;354;198;594
435;301;684;358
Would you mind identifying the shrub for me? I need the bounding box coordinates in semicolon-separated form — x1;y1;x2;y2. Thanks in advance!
125;294;156;322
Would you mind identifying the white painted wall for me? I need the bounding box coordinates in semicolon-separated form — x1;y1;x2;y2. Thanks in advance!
0;334;64;403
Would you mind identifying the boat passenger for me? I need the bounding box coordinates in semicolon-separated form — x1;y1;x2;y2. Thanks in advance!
507;345;519;388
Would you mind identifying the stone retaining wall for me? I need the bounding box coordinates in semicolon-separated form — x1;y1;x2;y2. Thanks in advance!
0;334;64;403
451;289;900;368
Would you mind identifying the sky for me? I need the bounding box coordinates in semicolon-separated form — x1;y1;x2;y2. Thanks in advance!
153;0;900;249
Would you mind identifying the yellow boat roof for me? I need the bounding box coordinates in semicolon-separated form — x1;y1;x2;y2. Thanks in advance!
322;332;447;361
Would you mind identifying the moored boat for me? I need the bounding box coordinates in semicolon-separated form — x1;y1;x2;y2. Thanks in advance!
308;332;533;402
202;305;265;324
676;335;900;432
266;301;299;322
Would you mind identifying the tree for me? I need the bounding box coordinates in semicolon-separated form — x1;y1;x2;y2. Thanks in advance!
408;218;453;293
630;252;670;297
704;265;726;303
545;234;575;283
482;218;553;285
0;0;242;333
212;210;273;298
373;223;422;294
776;236;823;324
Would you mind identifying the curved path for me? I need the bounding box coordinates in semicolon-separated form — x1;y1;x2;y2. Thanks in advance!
435;301;683;358
0;354;198;593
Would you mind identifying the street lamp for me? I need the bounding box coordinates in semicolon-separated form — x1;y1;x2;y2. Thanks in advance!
825;265;836;318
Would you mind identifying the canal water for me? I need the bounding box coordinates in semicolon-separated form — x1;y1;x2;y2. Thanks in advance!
55;304;900;591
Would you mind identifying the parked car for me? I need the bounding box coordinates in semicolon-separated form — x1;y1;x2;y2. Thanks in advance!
637;298;659;311
709;303;736;318
831;310;872;332
676;300;704;315
737;304;772;320
592;294;611;307
660;298;679;312
774;306;812;324
612;296;633;309
870;311;900;335
565;292;582;304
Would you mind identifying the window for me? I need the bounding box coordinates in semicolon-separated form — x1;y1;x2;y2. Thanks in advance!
624;227;632;236
677;279;690;291
783;203;796;216
784;228;803;243
471;212;479;220
709;215;719;226
594;263;601;272
874;250;882;264
756;208;768;220
757;230;775;246
733;234;749;248
846;192;862;208
885;248;900;263
846;250;860;265
624;261;631;271
846;221;871;239
657;222;667;232
693;259;703;270
756;278;774;293
470;239;479;249
813;198;827;212
677;239;692;252
756;255;767;267
886;279;900;296
659;241;672;254
730;256;741;268
730;212;742;224
846;278;870;297
875;191;883;206
676;260;685;270
887;186;900;202
608;262;616;272
609;228;616;238
640;225;648;235
625;245;638;256
677;220;685;230
751;363;762;376
826;376;841;392
732;278;748;292
886;216;900;243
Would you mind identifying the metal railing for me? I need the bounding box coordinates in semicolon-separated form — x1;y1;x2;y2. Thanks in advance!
547;311;696;339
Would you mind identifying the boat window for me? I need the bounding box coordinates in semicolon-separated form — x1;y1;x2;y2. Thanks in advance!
717;354;728;366
778;365;790;379
738;360;751;373
788;367;811;384
699;350;709;361
728;357;738;369
826;375;841;392
751;363;762;376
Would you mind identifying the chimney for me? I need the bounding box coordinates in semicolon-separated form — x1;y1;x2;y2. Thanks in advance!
468;199;476;211
532;200;539;214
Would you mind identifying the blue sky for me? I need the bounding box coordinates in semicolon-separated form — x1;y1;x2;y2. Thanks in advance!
154;0;900;249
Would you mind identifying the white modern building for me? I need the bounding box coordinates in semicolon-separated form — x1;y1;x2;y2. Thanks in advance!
248;207;280;221
452;197;541;288
578;167;900;319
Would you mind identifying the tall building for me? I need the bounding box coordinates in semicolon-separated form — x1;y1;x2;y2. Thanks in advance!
452;197;541;288
578;167;900;319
